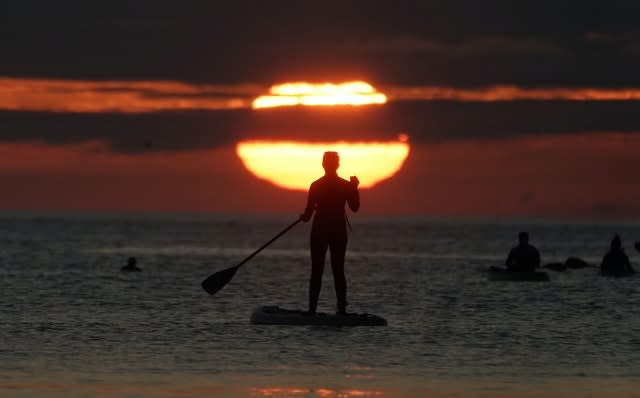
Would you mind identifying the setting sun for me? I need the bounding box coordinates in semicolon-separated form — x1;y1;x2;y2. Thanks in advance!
252;81;387;109
236;135;409;190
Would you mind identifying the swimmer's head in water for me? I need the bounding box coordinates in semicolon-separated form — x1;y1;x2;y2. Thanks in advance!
322;151;340;172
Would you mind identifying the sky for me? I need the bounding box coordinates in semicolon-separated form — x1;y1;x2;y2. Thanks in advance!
2;1;640;217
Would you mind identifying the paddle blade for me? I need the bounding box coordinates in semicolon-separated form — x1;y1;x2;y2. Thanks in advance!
201;266;239;295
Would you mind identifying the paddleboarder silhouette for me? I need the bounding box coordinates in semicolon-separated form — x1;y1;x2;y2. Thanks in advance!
300;151;360;315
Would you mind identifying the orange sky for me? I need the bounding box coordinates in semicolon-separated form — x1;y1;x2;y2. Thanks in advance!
2;133;639;217
385;133;640;217
3;77;640;113
2;77;640;217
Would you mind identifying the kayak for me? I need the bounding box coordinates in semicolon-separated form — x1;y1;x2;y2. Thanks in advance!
488;266;550;282
250;306;387;326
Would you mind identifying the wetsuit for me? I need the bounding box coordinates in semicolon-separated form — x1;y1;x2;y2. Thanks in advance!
505;244;540;272
301;174;359;313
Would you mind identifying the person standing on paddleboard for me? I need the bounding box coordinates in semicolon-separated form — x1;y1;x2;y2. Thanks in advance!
300;151;360;315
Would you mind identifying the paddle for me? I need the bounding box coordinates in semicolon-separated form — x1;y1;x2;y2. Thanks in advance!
201;218;302;295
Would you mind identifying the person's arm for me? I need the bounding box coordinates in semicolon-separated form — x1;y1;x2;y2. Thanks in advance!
347;176;360;212
505;248;515;267
300;183;316;222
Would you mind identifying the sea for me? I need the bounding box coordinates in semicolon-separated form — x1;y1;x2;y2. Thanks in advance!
2;212;640;398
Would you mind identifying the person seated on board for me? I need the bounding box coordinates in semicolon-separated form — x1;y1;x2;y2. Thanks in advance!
121;256;141;272
600;235;634;276
505;232;540;272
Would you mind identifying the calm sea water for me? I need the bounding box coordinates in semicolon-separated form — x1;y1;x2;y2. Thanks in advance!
2;213;640;397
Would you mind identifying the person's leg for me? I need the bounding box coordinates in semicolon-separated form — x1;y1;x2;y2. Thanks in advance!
309;235;328;314
329;237;348;314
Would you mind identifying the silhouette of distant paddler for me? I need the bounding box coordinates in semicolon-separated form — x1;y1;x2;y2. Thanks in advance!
121;256;141;272
600;235;635;276
300;151;359;315
505;232;540;272
564;256;589;269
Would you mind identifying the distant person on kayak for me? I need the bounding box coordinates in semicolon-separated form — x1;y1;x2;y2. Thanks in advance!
300;151;359;315
601;235;634;276
121;256;141;272
505;232;540;272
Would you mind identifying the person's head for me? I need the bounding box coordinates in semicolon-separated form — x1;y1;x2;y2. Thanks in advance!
518;231;529;245
128;257;137;266
611;234;622;250
322;151;339;173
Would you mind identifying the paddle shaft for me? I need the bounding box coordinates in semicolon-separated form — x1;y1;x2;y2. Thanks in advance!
234;218;302;269
201;218;303;295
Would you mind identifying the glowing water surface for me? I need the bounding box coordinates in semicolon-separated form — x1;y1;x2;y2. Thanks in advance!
2;214;640;397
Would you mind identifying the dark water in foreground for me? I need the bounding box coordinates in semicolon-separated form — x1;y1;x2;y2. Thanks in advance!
2;213;640;397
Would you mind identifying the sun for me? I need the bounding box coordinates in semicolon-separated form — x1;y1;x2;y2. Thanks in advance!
242;80;404;190
252;81;387;109
236;135;410;190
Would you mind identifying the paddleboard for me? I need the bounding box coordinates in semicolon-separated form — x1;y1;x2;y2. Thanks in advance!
600;270;635;278
488;266;550;282
250;306;387;326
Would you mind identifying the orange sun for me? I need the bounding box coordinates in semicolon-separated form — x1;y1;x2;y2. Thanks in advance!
252;81;387;109
236;135;410;190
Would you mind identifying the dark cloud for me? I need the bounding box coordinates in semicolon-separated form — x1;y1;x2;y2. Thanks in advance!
2;1;640;153
3;100;640;152
2;1;640;86
0;110;250;152
246;101;640;144
354;36;565;57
